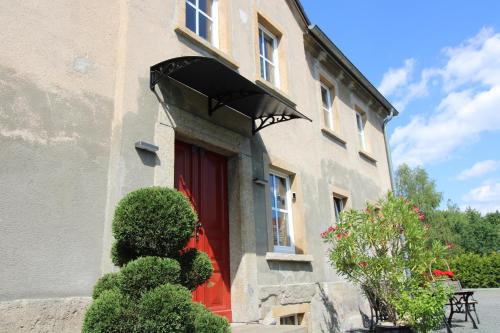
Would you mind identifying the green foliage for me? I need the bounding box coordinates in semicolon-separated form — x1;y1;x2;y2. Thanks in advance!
461;210;500;254
448;252;500;288
112;187;197;266
84;187;220;333
82;290;135;333
136;284;193;333
394;164;442;215
392;283;451;333
119;256;181;299
191;302;231;333
92;272;120;299
322;193;448;326
178;248;214;290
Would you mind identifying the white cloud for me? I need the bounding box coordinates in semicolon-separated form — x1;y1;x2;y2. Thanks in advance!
462;182;500;213
378;58;415;96
457;160;500;180
390;28;500;166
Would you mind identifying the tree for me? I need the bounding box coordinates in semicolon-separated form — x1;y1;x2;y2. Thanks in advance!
394;164;442;215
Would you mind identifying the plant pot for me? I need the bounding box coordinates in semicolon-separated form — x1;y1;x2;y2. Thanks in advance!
375;323;412;333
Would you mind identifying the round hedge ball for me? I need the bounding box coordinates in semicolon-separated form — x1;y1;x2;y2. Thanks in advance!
136;283;193;333
92;272;120;299
178;248;214;290
112;187;197;263
82;289;135;333
119;256;181;299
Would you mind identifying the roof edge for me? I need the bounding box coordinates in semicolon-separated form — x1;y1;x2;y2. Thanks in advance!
307;24;399;116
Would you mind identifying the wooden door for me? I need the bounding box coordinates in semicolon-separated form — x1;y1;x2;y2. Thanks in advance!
174;141;232;321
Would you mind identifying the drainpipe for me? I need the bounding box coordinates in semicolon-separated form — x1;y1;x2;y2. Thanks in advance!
382;108;396;191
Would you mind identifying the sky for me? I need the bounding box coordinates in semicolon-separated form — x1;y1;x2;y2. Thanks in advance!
301;0;500;214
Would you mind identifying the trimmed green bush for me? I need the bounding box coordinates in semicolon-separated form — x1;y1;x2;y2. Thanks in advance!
112;187;197;265
191;302;231;333
82;290;135;333
178;248;214;290
119;256;181;298
92;272;120;299
136;283;193;333
449;252;500;288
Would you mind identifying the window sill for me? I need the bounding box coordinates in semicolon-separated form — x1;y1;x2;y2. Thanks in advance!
175;26;239;70
266;252;313;263
255;79;296;108
321;128;347;145
359;150;377;163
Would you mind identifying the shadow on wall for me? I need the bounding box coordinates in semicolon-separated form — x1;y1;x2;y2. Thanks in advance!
316;282;341;333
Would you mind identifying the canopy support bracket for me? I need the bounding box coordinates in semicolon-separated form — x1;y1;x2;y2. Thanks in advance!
208;90;262;116
253;114;294;134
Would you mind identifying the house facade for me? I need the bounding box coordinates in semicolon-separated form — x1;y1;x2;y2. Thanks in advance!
0;0;397;332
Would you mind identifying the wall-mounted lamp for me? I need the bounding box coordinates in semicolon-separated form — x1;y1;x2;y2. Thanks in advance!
253;178;268;186
135;141;159;153
292;192;297;201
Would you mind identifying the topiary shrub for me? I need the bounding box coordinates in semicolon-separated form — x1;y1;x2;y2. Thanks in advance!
136;283;193;333
191;302;231;333
178;248;214;290
119;256;181;299
112;187;197;265
82;289;135;333
92;272;120;299
83;187;221;333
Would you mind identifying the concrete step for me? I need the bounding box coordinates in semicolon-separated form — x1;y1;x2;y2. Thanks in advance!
231;323;307;333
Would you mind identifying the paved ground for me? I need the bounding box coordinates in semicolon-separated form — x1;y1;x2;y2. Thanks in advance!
435;289;500;333
232;324;306;333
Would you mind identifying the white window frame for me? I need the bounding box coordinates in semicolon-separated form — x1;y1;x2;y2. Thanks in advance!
186;0;219;47
321;82;334;130
355;111;366;150
259;25;280;88
269;170;295;253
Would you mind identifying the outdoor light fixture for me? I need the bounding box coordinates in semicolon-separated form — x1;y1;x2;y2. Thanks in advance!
135;141;159;153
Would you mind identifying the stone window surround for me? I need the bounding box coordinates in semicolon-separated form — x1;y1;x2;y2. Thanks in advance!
263;153;307;255
175;0;238;69
331;185;350;223
254;12;290;94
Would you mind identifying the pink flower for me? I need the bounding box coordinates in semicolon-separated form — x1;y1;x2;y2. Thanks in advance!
446;242;454;250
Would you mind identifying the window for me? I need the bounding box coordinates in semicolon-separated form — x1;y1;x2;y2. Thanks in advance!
259;26;280;87
355;110;366;150
185;0;219;46
321;83;334;130
333;196;345;223
269;172;294;253
280;313;304;325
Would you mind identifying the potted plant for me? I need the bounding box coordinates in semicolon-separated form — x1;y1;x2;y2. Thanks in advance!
321;193;451;332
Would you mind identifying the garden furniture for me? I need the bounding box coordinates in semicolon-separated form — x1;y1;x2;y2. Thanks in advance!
445;280;479;329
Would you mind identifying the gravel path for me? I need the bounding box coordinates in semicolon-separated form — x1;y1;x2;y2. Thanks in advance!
435;289;500;333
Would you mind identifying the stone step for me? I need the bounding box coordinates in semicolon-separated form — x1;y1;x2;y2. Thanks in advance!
231;323;307;333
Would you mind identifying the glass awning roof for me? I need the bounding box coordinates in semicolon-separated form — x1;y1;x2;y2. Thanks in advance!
150;56;311;134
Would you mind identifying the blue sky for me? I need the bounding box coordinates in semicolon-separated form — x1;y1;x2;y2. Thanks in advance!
302;0;500;213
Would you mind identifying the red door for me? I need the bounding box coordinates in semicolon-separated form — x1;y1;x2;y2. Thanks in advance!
174;141;232;321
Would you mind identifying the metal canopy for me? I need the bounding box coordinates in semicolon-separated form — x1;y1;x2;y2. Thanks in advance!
150;56;311;134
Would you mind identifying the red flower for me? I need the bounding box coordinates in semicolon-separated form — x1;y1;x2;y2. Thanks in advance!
336;232;348;239
432;269;444;276
413;205;421;213
358;261;368;268
418;213;425;221
320;225;338;238
446;242;454;250
444;270;454;278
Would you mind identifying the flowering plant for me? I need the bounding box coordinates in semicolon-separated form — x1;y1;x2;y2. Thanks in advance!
321;193;450;331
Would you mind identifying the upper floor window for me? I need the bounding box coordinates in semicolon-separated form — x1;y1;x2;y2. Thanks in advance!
333;196;345;223
269;171;294;253
259;26;280;87
355;109;367;150
321;83;334;131
185;0;219;47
